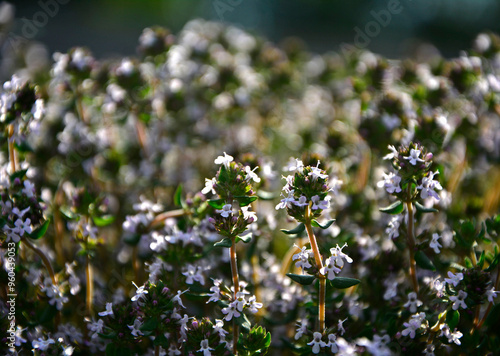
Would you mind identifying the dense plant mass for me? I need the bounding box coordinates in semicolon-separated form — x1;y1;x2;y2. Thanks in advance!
1;9;500;355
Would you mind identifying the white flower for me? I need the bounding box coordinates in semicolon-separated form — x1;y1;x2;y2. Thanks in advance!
221;300;241;321
293;195;308;207
401;312;426;339
309;161;328;181
327;333;339;353
201;178;216;195
329;243;353;268
386;215;401;239
308;332;326;354
207;279;222;304
128;319;144;337
244;165;261;183
22;180;36;198
383;145;399;160
284;158;304;173
172;290;187;308
311;195;329;210
241;206;257;222
32;337;55;351
447;329;463;345
320;256;342;280
383;280;398;301
182;264;206;285
429;233;442;254
403;149;425;165
247;295;263;314
449;290;468;310
403;292;423;313
275;190;296;210
295;319;308;340
217;204;233;218
131;282;148;302
486;287;498;303
338;318;347;336
214;152;233;168
198;339;214;356
98;302;114;317
213;319;228;343
377;172;402;194
444;271;463;287
292;245;313;271
417;171;442;201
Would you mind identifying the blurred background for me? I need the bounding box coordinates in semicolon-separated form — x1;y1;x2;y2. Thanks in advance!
7;0;500;60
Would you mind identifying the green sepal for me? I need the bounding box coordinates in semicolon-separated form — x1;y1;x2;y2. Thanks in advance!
311;219;335;230
234;195;258;207
9;169;28;182
478;250;486;269
208;199;225;209
485;253;500;272
236;234;252;244
286;273;316;285
92;214;115;227
446;310;460;330
28;219;50;240
329;277;361;289
281;223;305;235
415;250;436;271
379;200;404;215
140;318;158;332
214;238;232;248
414;201;438;213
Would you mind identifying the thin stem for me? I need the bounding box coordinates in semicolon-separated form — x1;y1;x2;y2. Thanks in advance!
406;192;419;294
149;209;186;229
22;237;56;285
305;204;325;333
86;237;94;317
230;237;240;355
8;124;16;173
155;345;160;356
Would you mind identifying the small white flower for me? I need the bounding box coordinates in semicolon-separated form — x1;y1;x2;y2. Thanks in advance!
172;290;187;308
309;161;328;181
327;333;339;353
320;256;342;280
307;332;326;354
329;243;353;268
486;287;498;303
275;190;296;210
201;178;216;195
295;319;308;340
293;195;309;207
401;312;426;339
217;204;233;218
207;279;222;304
429;233;442;254
98;302;114;317
449;290;468;310
198;339;214;356
221;300;241;321
383;145;399;160
131;282;148;302
444;271;463;287
311;195;329;210
128;319;144;337
214;152;233;168
403;149;425;165
244;165;261;183
32;337;55;351
403;292;423;313
417;171;442;201
292;245;313;271
377;172;402;194
284;158;304;173
22;180;36;198
338;318;347;336
247;295;263;314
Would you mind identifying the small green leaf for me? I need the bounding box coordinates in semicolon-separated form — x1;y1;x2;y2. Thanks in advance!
174;184;183;207
28;219;50;240
329;277;361;289
379;200;404;215
478;250;486;269
257;190;276;200
236;234;252;244
9;169;28;182
140;318;158;332
92;215;115;227
485;253;500;272
286;273;316;285
214;238;232;248
59;206;76;219
311;219;335;230
234;196;258;207
415;250;436;271
414;201;438;213
14;141;33;153
99;332;117;340
446;310;460;330
281;223;305;235
464;256;473;269
208;199;225;209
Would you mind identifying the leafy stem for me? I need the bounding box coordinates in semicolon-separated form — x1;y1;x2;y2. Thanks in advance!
406;186;419;294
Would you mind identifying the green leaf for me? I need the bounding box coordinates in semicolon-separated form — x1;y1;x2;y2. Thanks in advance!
99;332;117;340
311;219;335;230
379;200;404;215
329;277;361;289
208;199;226;209
59;206;76;220
446;310;460;330
281;223;305;235
464;256;473;269
286;273;316;285
236;234;252;244
92;214;115;227
414;201;438;213
174;184;183;207
14;141;33;153
214;238;232;248
257;190;276;200
28;219;50;240
235;313;251;333
140;318;158;332
485;253;500;272
234;196;258;207
478;250;486;269
9;169;28;182
415;250;436;271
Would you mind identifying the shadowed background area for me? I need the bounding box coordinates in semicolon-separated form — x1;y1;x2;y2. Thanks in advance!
9;0;500;59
